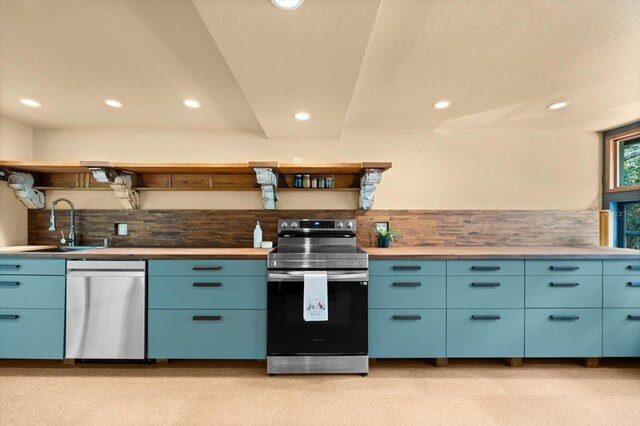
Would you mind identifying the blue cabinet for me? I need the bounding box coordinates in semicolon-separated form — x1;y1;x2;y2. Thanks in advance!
147;259;267;359
447;309;524;357
602;261;640;356
368;309;445;358
447;260;524;276
369;275;445;309
525;309;602;357
369;260;446;276
525;275;602;308
0;259;66;359
447;276;524;308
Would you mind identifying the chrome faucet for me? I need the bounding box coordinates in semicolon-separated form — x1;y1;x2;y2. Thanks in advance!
49;198;76;247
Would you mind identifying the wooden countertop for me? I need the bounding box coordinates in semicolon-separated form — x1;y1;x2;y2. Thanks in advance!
363;245;640;260
1;245;638;260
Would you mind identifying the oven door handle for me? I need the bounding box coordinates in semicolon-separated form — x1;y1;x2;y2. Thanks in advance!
268;271;368;282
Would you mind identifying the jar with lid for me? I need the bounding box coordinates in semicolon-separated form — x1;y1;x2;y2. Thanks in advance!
294;174;303;188
303;174;311;188
318;178;325;189
311;177;318;188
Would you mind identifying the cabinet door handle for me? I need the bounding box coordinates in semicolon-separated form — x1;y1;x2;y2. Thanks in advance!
0;315;19;320
0;281;20;286
392;315;421;320
549;265;579;271
471;282;501;287
627;282;640;287
192;266;222;271
0;264;20;270
193;282;222;287
549;315;580;321
471;266;501;271
627;315;640;321
192;315;222;321
628;265;640;271
392;282;422;287
471;315;501;320
549;282;580;287
392;265;421;271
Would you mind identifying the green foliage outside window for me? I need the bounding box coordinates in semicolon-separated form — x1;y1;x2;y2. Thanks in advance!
622;140;640;187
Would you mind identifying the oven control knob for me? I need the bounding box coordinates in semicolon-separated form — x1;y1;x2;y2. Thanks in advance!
290;222;298;228
281;222;288;228
346;221;353;229
337;221;344;228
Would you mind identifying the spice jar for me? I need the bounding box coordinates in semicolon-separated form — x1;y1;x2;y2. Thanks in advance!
303;174;311;188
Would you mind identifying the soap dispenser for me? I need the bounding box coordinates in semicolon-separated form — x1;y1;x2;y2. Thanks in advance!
253;221;263;248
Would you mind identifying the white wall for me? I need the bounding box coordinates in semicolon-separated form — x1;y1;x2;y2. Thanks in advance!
32;128;601;210
0;117;33;246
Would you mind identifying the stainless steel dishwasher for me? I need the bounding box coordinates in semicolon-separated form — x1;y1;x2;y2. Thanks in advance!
66;261;146;359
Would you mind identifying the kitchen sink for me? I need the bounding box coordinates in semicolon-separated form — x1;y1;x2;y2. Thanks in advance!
26;246;105;253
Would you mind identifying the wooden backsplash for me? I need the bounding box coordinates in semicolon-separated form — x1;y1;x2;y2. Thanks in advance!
28;209;600;247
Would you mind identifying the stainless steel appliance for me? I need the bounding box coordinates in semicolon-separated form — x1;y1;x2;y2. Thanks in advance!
66;261;146;360
267;219;369;375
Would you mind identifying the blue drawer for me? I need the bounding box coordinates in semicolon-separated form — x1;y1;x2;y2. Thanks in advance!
369;260;446;276
148;260;266;277
149;276;265;309
447;276;524;308
525;309;602;357
368;309;445;358
369;276;445;308
526;260;602;276
447;260;524;276
603;275;640;308
525;275;602;308
0;308;64;359
603;309;640;357
0;259;65;276
148;309;266;359
447;309;524;357
0;276;65;309
603;260;640;275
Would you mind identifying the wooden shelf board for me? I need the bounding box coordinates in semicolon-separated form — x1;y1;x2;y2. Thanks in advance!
278;188;359;192
276;162;391;174
107;163;257;174
0;161;90;174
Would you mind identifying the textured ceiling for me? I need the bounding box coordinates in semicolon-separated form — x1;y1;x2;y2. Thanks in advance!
0;0;639;137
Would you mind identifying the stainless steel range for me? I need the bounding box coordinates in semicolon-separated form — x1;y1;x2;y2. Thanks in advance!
267;219;369;375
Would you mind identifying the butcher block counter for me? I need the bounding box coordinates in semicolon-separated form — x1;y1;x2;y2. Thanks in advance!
1;245;638;260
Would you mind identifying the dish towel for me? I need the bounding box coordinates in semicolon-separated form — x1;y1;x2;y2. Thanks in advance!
303;273;328;321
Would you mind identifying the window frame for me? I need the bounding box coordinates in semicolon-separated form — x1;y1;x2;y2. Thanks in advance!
605;128;640;193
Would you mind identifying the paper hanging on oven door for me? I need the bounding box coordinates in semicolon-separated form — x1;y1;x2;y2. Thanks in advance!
303;273;328;321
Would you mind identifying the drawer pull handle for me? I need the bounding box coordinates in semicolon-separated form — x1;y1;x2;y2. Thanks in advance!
193;315;222;321
0;315;19;320
627;315;640;321
192;266;222;271
549;266;579;271
549;315;579;321
471;282;501;287
0;264;20;270
193;282;222;287
0;281;20;286
471;315;501;320
471;266;501;271
392;265;421;271
627;282;640;287
629;265;640;271
392;282;422;287
549;282;580;287
392;315;421;320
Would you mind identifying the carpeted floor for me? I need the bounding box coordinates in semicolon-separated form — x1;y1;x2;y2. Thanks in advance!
1;359;640;425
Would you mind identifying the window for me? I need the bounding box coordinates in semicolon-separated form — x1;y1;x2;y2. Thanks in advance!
621;138;640;187
617;202;640;250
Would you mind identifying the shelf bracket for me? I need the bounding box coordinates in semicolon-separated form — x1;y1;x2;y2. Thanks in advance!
254;168;278;209
6;172;45;209
89;167;139;209
359;169;384;210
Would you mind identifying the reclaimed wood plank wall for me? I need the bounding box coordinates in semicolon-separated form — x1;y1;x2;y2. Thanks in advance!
28;210;600;247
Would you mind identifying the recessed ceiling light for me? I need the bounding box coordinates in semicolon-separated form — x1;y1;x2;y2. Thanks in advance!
104;99;123;108
433;100;451;110
183;99;201;109
294;112;310;121
19;98;42;108
271;0;304;11
547;101;569;110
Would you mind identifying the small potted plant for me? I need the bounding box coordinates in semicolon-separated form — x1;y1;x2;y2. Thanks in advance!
372;227;398;248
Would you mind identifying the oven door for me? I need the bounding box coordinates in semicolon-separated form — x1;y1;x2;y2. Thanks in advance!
267;270;368;356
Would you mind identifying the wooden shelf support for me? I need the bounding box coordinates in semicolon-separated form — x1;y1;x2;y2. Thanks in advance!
254;167;278;210
359;168;384;209
89;167;139;209
6;172;45;209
